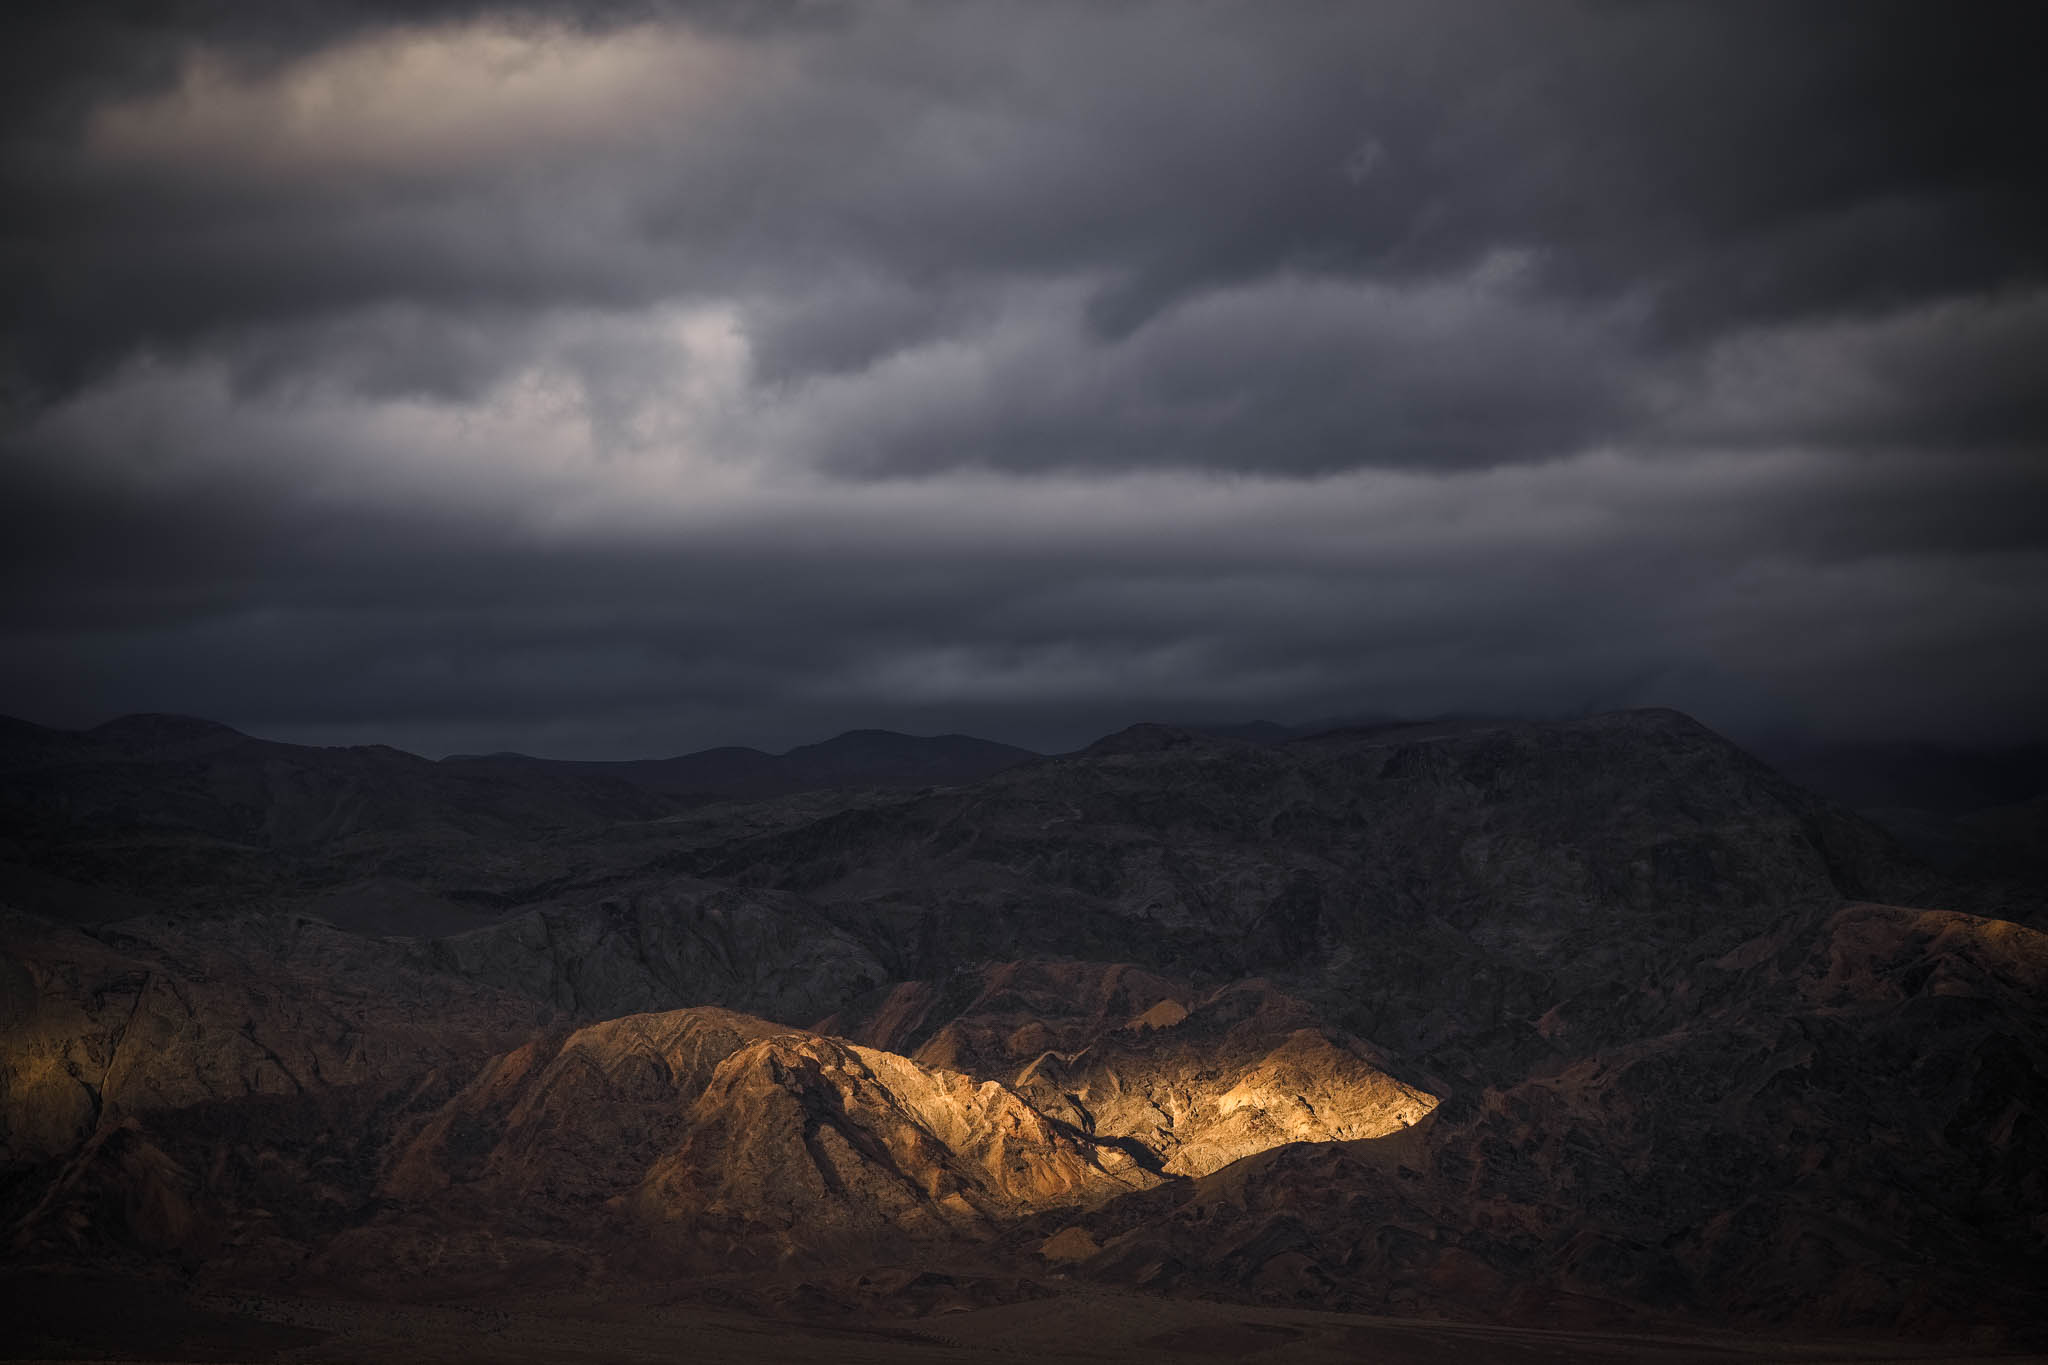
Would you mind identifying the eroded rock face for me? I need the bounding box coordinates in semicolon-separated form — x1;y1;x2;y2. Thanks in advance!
831;963;1440;1179
379;1008;785;1211
1025;989;1435;1178
633;1031;1160;1258
344;1004;1168;1281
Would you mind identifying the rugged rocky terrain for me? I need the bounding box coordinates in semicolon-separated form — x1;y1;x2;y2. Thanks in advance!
1006;901;2047;1332
2;708;2044;1357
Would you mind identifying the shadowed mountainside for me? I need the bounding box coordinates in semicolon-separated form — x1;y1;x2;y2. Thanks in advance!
673;710;1953;1086
1001;902;2047;1333
1762;739;2048;920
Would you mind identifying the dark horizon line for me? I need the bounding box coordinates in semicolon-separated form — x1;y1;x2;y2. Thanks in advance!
5;704;1565;763
11;705;2048;770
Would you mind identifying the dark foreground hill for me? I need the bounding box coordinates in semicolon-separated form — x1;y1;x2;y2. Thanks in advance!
2;708;2043;1358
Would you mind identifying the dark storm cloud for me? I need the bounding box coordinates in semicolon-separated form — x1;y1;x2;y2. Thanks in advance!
1664;290;2048;455
784;265;1638;476
8;1;2042;443
0;0;2043;754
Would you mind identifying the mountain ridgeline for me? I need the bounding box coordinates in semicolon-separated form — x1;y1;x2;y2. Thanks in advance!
443;728;1039;798
1;708;2043;1351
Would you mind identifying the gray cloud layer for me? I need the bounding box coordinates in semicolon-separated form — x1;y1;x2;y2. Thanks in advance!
2;1;2043;755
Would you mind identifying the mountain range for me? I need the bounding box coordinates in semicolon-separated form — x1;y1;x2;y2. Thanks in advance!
2;708;2044;1361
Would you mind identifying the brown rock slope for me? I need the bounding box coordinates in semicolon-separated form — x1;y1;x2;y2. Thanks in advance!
631;1031;1159;1256
317;1004;1169;1291
378;1008;786;1212
826;961;1439;1178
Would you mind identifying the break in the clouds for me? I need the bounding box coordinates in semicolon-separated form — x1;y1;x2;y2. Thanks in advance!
1;1;2043;756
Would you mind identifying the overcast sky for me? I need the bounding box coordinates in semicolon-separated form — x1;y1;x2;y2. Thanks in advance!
2;1;2043;758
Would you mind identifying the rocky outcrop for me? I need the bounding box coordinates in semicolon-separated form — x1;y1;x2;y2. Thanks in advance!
1008;983;1435;1178
378;1008;784;1212
632;1031;1159;1258
828;961;1438;1179
340;1006;1164;1284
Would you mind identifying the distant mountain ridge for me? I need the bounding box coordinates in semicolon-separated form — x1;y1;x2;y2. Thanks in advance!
1;713;1038;788
0;714;1036;927
0;712;678;851
444;726;1040;798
